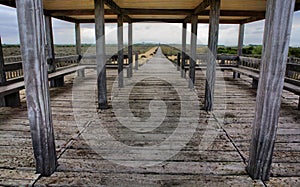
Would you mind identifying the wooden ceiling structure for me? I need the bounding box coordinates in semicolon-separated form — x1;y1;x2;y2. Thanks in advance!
1;0;300;24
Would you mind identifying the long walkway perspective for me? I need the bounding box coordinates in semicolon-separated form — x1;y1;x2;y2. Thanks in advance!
0;48;299;186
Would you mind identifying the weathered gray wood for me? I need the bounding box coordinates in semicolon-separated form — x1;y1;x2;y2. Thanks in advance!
95;0;108;109
177;52;181;71
16;0;57;176
75;23;81;56
181;22;187;78
128;21;133;78
247;0;296;181
237;24;244;57
188;15;197;89
0;36;6;106
204;0;220;112
44;16;56;73
117;14;124;88
135;52;138;70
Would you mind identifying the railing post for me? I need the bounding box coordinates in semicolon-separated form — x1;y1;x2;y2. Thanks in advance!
204;0;220;111
95;0;108;109
44;16;56;73
16;0;57;176
247;0;295;181
177;52;181;71
135;52;139;70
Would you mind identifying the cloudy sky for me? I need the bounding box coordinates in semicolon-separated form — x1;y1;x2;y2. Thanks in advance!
0;5;300;47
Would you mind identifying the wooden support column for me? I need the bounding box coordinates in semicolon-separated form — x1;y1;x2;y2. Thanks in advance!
128;21;133;78
204;0;220;111
75;22;81;57
247;0;295;181
135;52;139;70
237;23;244;57
75;22;84;77
181;22;187;78
188;15;198;89
44;16;56;73
16;0;57;176
117;14;124;88
95;0;108;109
177;52;181;71
0;37;6;106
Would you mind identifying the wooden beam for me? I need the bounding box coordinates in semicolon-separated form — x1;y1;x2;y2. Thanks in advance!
44;16;56;72
126;8;193;15
194;0;210;14
75;23;81;56
135;52;139;70
188;15;197;89
45;9;115;16
181;22;187;78
204;0;220;112
95;0;108;109
240;16;265;24
117;14;124;88
128;21;133;78
16;0;57;176
103;0;131;21
237;23;244;56
247;0;295;181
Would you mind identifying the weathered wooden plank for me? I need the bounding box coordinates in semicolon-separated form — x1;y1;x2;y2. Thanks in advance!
16;0;57;176
127;21;133;78
181;22;187;78
44;16;56;72
94;0;108;109
135;52;138;70
117;14;124;88
188;15;197;89
247;0;296;181
177;52;181;71
204;0;220;111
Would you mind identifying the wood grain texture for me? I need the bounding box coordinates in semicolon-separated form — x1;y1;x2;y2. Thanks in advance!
117;14;124;88
181;22;187;78
16;0;57;176
95;0;108;109
188;15;197;89
237;23;244;56
44;16;56;73
128;21;133;78
247;0;296;181
204;0;220;111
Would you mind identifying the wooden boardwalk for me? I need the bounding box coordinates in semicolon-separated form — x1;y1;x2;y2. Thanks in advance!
0;49;299;186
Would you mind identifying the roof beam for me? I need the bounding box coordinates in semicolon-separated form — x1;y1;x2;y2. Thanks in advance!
194;0;210;14
240;16;265;24
103;0;131;21
45;9;115;16
125;8;193;15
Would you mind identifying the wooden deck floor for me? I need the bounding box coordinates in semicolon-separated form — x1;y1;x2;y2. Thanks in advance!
0;49;299;186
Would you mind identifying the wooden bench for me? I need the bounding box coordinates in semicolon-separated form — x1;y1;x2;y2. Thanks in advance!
231;58;300;110
0;66;86;107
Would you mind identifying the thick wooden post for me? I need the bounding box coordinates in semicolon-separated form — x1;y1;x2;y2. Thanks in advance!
177;52;181;71
0;36;6;106
128;21;133;78
204;0;220;111
247;0;295;181
181;22;187;78
75;22;81;56
135;52;139;70
117;14;124;88
188;15;198;89
95;0;108;109
237;23;244;57
16;0;57;176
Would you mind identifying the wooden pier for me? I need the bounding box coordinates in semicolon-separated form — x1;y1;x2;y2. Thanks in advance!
1;49;299;186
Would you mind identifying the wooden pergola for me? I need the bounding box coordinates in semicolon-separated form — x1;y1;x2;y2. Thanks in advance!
0;0;300;182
